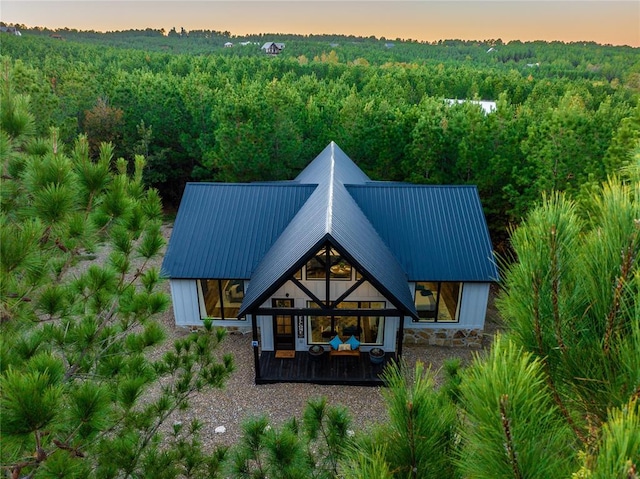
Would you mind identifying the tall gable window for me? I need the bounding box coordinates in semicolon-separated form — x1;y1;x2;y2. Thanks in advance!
415;281;462;322
198;279;245;320
305;246;352;280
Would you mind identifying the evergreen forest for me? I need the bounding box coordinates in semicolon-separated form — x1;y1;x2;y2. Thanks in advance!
1;26;639;478
2;28;640;242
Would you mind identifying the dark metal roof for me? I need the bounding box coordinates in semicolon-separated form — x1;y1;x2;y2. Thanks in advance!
164;142;496;320
161;183;316;279
239;143;418;318
295;142;370;185
346;184;498;282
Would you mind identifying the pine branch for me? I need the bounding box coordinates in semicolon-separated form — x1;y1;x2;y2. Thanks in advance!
549;224;567;352
499;395;522;479
603;232;636;355
533;279;588;445
63;298;119;381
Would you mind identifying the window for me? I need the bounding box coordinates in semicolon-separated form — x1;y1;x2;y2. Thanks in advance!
272;298;294;308
198;279;245;320
414;282;462;322
306;253;326;279
307;300;385;345
305;246;352;280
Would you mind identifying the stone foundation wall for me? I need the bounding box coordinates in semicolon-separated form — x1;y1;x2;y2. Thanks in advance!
184;325;483;348
403;328;483;348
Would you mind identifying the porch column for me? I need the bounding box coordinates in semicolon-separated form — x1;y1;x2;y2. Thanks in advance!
397;315;405;360
251;313;261;382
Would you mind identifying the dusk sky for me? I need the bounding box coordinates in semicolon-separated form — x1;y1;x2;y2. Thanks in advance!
3;1;639;47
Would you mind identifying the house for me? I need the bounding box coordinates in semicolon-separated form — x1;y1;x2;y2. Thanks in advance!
445;99;497;114
261;42;285;55
0;26;21;36
162;143;498;385
224;42;233;48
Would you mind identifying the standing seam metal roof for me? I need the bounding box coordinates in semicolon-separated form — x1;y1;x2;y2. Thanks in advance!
238;142;418;318
346;184;498;281
161;183;316;279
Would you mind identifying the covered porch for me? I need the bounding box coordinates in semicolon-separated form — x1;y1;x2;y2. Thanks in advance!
256;349;396;386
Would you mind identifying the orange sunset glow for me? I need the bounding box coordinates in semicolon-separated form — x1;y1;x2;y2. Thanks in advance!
2;1;639;47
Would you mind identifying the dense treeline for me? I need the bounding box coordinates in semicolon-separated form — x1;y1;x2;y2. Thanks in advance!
15;25;640;75
1;31;639;244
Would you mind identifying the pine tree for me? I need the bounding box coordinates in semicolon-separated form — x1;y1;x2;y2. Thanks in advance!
486;156;640;476
458;336;578;478
225;398;353;479
497;165;639;444
0;85;234;478
341;361;457;479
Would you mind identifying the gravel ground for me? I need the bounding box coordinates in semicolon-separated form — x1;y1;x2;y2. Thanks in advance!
151;224;503;449
159;330;481;448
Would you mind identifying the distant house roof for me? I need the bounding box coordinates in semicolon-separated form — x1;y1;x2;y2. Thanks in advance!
162;142;497;318
0;26;21;36
445;98;497;114
261;42;285;52
224;42;233;47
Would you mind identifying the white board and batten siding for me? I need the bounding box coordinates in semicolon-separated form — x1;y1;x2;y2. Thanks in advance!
171;279;489;343
170;279;200;327
459;283;490;329
258;316;274;350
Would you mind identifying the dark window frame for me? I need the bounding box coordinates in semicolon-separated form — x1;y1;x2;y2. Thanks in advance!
306;300;386;345
197;279;246;321
304;246;353;282
414;281;463;323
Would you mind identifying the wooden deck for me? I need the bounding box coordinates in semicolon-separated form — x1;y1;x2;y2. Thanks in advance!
256;350;395;386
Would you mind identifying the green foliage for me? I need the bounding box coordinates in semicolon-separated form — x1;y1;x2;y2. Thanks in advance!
0;81;36;141
1;368;63;435
2;29;639;477
302;397;352;475
0;86;234;478
343;361;457;479
440;357;464;404
66;381;111;439
581;401;640;479
497;174;639;442
82;97;124;155
227;399;353;479
339;445;393;479
3;32;638;230
458;336;578;478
